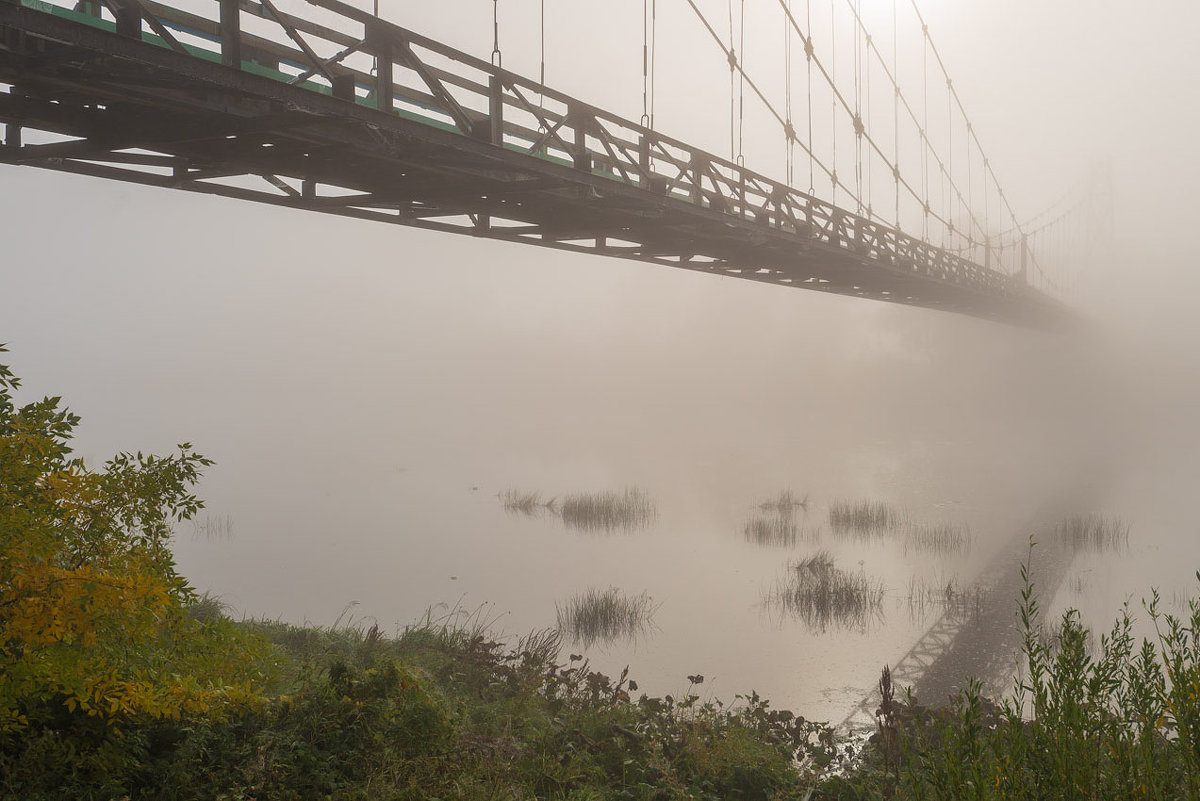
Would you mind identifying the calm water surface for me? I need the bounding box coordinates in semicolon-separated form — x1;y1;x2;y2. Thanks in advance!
174;437;1050;723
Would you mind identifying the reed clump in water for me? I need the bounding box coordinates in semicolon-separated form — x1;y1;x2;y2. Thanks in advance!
559;488;657;533
556;587;658;647
904;522;972;556
769;551;885;632
1058;514;1130;552
828;499;902;536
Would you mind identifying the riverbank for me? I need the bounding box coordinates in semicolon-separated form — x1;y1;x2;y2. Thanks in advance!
3;601;839;799
6;575;1198;800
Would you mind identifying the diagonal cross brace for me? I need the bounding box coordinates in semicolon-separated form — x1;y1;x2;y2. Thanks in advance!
257;0;335;83
287;39;363;86
395;39;475;137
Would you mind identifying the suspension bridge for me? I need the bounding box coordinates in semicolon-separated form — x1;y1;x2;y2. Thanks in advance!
0;0;1098;324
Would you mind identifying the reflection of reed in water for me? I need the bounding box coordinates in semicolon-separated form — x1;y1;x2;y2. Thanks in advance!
555;587;658;648
191;514;235;540
742;516;822;547
766;551;885;633
1057;514;1129;553
903;522;972;556
904;576;984;623
500;487;656;533
828;499;902;537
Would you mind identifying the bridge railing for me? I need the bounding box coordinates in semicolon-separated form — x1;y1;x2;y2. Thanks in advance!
14;0;1018;296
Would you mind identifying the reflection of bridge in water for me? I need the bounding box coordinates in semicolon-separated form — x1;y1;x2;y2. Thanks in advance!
0;0;1078;325
840;501;1081;732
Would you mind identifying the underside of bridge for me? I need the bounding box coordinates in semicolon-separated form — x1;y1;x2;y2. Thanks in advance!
0;0;1069;327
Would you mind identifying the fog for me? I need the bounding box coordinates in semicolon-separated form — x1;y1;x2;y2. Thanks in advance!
3;0;1200;716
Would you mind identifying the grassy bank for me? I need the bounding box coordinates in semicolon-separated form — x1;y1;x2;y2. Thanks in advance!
2;605;832;800
7;576;1200;800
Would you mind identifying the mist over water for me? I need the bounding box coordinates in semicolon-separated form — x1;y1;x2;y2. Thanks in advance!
4;0;1200;726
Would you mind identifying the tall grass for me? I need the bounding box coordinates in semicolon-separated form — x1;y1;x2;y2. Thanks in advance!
184;591;229;623
828;499;902;536
559;487;657;533
768;551;886;632
903;522;972;556
555;587;658;647
1058;513;1130;552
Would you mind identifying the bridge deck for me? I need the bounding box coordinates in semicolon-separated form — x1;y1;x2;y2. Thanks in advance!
0;0;1067;325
